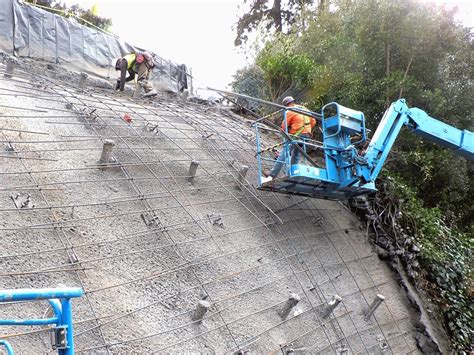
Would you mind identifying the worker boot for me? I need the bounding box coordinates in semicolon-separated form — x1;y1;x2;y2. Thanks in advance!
143;89;157;98
140;79;157;98
261;176;273;184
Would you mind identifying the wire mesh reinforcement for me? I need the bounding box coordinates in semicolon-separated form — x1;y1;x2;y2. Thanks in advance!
0;62;420;353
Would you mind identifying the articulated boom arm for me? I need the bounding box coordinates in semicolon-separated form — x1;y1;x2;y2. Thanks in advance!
360;99;473;183
253;95;471;200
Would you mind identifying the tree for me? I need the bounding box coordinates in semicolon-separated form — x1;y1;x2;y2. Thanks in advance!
231;64;267;112
256;35;317;101
26;0;112;32
234;0;315;46
292;0;473;228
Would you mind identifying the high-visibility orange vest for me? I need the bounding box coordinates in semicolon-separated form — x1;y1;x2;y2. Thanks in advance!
283;105;316;135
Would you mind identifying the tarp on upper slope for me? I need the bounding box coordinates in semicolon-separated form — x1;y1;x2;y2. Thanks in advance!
0;0;191;93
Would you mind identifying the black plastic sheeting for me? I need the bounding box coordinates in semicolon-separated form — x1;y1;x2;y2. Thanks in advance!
0;0;191;93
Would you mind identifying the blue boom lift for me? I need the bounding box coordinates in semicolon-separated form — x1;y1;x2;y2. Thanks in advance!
253;98;473;200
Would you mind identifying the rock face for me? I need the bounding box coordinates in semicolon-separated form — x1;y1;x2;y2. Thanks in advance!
415;332;441;354
0;58;424;353
350;194;448;354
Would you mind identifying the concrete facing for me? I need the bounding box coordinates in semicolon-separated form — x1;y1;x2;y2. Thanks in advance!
0;61;421;353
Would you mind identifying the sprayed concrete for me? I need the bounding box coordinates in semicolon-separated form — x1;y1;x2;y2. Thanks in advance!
0;59;424;353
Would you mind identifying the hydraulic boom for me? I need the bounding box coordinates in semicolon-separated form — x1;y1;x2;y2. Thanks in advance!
255;98;473;200
360;99;473;184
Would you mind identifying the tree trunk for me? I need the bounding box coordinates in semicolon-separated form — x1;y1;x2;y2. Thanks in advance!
318;0;327;13
272;0;283;32
299;0;306;30
385;42;391;108
343;0;353;7
399;55;414;99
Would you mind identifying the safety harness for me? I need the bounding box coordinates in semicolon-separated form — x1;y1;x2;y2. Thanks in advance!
291;105;312;137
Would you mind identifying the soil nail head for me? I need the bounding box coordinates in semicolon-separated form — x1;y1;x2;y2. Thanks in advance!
278;293;300;319
188;160;199;181
321;294;342;319
99;139;115;166
191;299;210;322
78;72;88;91
237;165;249;185
4;57;16;78
364;294;385;321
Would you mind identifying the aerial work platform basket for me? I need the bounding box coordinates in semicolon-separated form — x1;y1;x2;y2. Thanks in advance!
255;102;376;200
209;87;473;200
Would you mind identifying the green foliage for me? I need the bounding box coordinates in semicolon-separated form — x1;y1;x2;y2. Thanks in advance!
387;147;474;232
232;0;474;350
231;64;267;112
292;0;471;124
385;176;473;351
26;0;112;31
255;35;317;101
70;4;112;31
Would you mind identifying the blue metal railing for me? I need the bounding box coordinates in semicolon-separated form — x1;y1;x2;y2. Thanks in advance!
255;107;323;186
255;129;324;188
255;123;291;184
0;340;14;355
0;288;83;355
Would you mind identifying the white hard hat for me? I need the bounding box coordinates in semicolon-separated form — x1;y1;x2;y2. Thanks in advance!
142;51;152;61
282;96;295;106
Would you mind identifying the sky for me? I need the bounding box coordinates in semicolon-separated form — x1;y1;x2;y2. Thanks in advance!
63;0;473;91
65;0;246;92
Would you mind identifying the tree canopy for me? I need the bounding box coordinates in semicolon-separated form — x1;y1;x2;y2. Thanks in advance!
26;0;112;32
234;0;316;46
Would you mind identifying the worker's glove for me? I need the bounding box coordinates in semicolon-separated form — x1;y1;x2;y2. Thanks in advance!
115;80;120;91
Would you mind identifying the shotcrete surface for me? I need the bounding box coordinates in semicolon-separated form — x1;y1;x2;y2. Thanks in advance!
0;62;421;353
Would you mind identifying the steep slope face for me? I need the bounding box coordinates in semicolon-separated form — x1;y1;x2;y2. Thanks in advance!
0;60;421;353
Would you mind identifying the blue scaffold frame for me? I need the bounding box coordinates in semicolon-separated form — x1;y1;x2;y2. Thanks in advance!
0;340;14;355
0;288;83;355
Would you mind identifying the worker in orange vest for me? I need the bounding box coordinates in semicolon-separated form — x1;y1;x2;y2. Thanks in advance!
115;51;157;97
261;96;316;183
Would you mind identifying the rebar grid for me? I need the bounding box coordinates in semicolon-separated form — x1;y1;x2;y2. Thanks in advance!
186;104;416;352
0;79;370;354
143;99;386;352
52;80;244;350
0;63;419;353
0;127;112;353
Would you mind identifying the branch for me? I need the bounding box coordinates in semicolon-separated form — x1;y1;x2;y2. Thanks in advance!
398;55;414;99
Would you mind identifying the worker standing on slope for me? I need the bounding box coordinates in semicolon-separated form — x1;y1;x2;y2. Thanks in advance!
115;51;157;97
261;96;316;183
